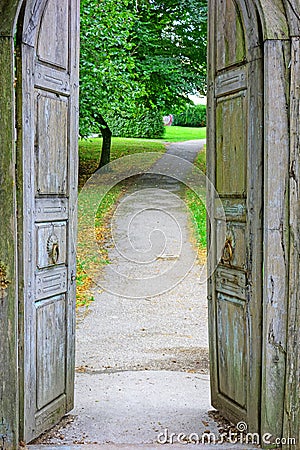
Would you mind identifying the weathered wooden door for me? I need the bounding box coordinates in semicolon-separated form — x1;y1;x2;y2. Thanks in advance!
17;0;79;442
207;0;263;432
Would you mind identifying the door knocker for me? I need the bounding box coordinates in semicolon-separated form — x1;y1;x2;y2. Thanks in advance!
47;234;60;265
221;238;234;264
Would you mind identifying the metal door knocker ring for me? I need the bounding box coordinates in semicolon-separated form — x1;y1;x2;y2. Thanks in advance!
222;238;233;264
47;235;60;265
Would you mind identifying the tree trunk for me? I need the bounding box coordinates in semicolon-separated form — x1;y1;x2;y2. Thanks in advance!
95;114;112;170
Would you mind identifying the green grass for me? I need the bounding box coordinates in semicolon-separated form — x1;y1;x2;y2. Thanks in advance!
185;146;207;260
76;137;166;308
162;126;206;142
79;136;166;161
76;132;207;306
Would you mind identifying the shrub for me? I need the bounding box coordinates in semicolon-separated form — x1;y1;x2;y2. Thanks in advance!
107;107;165;139
173;104;206;128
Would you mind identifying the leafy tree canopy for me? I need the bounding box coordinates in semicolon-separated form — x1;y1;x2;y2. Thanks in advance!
132;0;207;111
80;0;207;166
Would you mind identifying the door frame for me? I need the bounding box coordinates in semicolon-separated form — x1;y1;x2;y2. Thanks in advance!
207;0;296;444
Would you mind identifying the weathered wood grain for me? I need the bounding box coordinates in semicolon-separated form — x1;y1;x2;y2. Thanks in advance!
37;0;69;69
0;37;18;450
261;39;291;443
17;0;80;442
208;0;264;434
283;0;300;37
283;37;300;449
216;0;246;70
255;0;290;39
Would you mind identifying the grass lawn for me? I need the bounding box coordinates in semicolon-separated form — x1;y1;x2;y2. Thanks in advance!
185;146;207;262
76;137;165;308
76;130;207;307
162;125;206;142
78;137;166;188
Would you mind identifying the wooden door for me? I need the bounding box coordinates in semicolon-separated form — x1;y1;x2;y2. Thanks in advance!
207;0;263;432
17;0;79;442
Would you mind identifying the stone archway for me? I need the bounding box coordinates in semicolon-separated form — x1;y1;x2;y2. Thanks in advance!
0;0;299;448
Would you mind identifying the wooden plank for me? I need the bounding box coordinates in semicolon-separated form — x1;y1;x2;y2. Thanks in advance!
216;0;246;70
215;66;247;97
257;0;290;39
217;293;247;408
65;0;80;414
35;62;71;95
283;0;300;37
283;37;300;449
35;92;68;195
18;41;38;443
36;267;68;301
216;92;247;196
0;37;18;450
261;39;291;443
207;0;218;419
36;296;66;410
245;49;264;437
216;267;247;300
37;0;69;69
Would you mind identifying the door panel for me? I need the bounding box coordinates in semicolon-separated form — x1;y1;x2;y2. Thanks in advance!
18;0;79;442
216;93;247;196
216;0;246;70
207;0;263;432
36;295;66;410
35;92;69;195
217;292;247;408
37;0;69;69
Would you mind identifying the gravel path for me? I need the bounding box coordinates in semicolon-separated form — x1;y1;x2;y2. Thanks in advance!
31;140;260;449
75;139;208;375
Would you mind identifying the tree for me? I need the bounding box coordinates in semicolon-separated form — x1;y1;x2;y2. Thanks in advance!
80;0;207;168
80;0;138;167
132;0;207;112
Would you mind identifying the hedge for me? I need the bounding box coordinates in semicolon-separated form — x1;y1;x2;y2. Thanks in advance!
107;107;165;139
173;104;206;128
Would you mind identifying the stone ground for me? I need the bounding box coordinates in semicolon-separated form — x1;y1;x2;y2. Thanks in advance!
29;141;260;450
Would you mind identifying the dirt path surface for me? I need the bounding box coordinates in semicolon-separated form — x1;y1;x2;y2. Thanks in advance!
31;141;260;449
